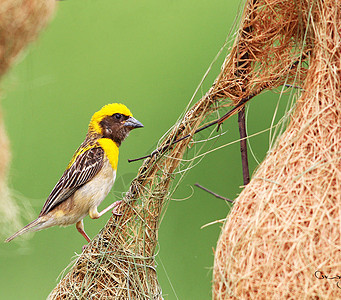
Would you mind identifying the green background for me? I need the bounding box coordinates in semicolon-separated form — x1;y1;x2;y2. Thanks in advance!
0;1;289;299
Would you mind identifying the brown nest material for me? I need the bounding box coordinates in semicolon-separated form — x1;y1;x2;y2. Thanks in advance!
0;0;55;238
213;0;341;299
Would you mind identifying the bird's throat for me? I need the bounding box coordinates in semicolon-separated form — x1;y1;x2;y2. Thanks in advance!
97;138;119;170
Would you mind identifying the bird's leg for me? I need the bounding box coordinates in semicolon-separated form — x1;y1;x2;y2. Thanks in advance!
76;220;91;243
89;200;123;219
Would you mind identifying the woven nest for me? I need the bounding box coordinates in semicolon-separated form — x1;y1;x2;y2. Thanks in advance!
0;0;55;238
213;0;341;299
49;0;340;298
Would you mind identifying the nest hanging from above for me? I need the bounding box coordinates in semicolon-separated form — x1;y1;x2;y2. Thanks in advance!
213;0;341;299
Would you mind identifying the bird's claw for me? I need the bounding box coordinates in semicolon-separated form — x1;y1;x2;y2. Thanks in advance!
112;200;123;216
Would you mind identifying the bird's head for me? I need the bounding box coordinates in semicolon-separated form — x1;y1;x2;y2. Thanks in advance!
88;103;143;146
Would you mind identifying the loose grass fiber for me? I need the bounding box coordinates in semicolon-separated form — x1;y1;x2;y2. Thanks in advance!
0;0;55;239
213;0;341;299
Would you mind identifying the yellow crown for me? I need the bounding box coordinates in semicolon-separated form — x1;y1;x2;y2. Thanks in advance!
89;103;133;134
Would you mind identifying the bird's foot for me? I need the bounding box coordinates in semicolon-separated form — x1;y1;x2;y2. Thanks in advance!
82;244;88;252
112;200;123;216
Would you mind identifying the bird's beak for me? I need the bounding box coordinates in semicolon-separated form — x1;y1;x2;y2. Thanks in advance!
124;116;144;129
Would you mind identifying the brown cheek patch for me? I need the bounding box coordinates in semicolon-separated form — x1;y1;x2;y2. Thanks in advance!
99;116;129;146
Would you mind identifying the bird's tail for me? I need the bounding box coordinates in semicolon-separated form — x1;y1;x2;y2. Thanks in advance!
5;218;45;242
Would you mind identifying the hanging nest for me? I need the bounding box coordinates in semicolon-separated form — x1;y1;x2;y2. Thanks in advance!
213;0;341;299
0;0;56;78
0;0;56;238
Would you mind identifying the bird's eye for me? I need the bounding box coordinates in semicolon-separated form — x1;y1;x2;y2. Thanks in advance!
113;113;122;120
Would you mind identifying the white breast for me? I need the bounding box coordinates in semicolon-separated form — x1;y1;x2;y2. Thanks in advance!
74;157;116;212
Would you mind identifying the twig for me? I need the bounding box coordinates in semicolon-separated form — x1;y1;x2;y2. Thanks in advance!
238;107;250;185
234;16;251;187
284;84;303;89
194;183;234;203
128;119;219;163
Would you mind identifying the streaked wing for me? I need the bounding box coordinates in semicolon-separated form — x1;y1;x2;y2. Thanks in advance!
39;146;105;216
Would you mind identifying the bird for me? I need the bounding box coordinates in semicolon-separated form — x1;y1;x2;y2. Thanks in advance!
5;103;143;243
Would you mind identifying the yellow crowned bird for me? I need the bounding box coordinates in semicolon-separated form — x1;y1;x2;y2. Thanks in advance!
5;103;143;243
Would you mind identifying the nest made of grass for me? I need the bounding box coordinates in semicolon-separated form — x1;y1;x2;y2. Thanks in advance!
213;0;341;298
